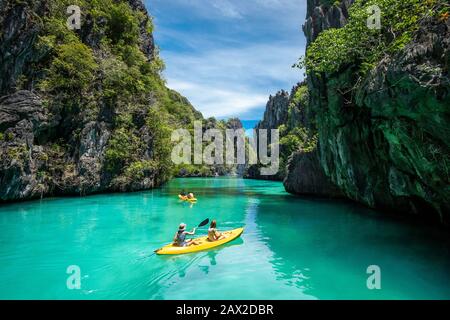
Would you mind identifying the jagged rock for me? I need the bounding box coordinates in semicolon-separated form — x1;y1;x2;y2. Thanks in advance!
76;121;111;194
245;90;290;180
0;1;48;94
127;0;155;60
293;0;450;224
0;90;48;135
256;90;290;131
0;90;48;201
226;117;243;130
246;84;310;181
0;0;202;202
284;148;343;197
303;0;354;46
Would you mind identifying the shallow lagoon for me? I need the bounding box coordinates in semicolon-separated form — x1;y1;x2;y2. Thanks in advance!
0;178;449;299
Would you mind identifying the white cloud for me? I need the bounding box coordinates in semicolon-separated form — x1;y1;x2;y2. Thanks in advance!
211;0;243;19
161;43;304;119
168;80;268;118
149;0;307;119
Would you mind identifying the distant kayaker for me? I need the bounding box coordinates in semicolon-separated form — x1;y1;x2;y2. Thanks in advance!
173;223;199;247
208;220;226;241
180;190;187;196
187;192;195;199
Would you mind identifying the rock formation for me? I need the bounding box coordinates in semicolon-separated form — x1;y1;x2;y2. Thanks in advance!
285;0;450;224
0;0;203;201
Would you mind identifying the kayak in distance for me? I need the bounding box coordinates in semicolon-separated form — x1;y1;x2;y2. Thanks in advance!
178;194;197;202
155;228;244;255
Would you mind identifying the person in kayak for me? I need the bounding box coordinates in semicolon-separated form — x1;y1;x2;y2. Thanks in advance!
180;190;187;197
187;192;195;199
208;220;226;241
173;223;199;247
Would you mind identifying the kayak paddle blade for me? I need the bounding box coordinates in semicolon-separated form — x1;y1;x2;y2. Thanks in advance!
198;218;209;228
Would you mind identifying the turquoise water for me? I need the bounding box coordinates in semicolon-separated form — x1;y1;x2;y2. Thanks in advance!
0;178;449;300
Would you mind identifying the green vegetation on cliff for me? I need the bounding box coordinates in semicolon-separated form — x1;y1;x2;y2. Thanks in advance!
299;0;449;75
284;0;450;222
37;0;202;186
277;85;317;178
247;84;317;180
34;1;186;188
0;0;211;200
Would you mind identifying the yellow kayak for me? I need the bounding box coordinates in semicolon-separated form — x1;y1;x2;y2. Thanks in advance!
155;228;244;255
178;195;197;202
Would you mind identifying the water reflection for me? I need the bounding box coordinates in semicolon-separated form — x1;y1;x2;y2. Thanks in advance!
253;195;450;299
241;194;317;298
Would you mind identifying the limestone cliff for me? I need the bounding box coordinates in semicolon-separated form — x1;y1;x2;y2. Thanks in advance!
285;0;450;224
256;90;290;133
246;82;334;191
245;91;290;180
0;0;202;201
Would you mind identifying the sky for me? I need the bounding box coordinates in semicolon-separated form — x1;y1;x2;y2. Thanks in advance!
144;0;307;120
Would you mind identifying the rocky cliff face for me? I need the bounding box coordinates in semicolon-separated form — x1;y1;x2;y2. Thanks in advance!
246;83;327;183
245;90;290;181
245;90;290;180
303;0;354;46
0;1;46;94
247;82;342;195
256;90;290;133
0;91;49;199
283;1;353;197
284;148;342;197
0;0;202;201
286;0;450;224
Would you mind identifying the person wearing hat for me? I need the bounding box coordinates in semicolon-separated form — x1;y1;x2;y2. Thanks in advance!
173;223;199;247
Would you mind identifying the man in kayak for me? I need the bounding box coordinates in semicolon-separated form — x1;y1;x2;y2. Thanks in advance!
208;220;226;241
173;223;199;247
180;190;187;197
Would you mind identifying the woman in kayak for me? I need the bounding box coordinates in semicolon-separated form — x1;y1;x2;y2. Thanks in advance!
208;220;226;241
173;223;199;247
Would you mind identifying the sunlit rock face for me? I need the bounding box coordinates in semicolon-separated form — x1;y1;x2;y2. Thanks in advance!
0;91;48;200
256;91;290;133
285;0;450;224
303;0;354;46
0;0;199;201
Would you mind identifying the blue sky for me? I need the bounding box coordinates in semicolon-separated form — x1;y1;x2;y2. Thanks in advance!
144;0;307;120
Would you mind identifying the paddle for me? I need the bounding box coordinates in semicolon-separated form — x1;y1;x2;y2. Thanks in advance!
197;218;209;228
